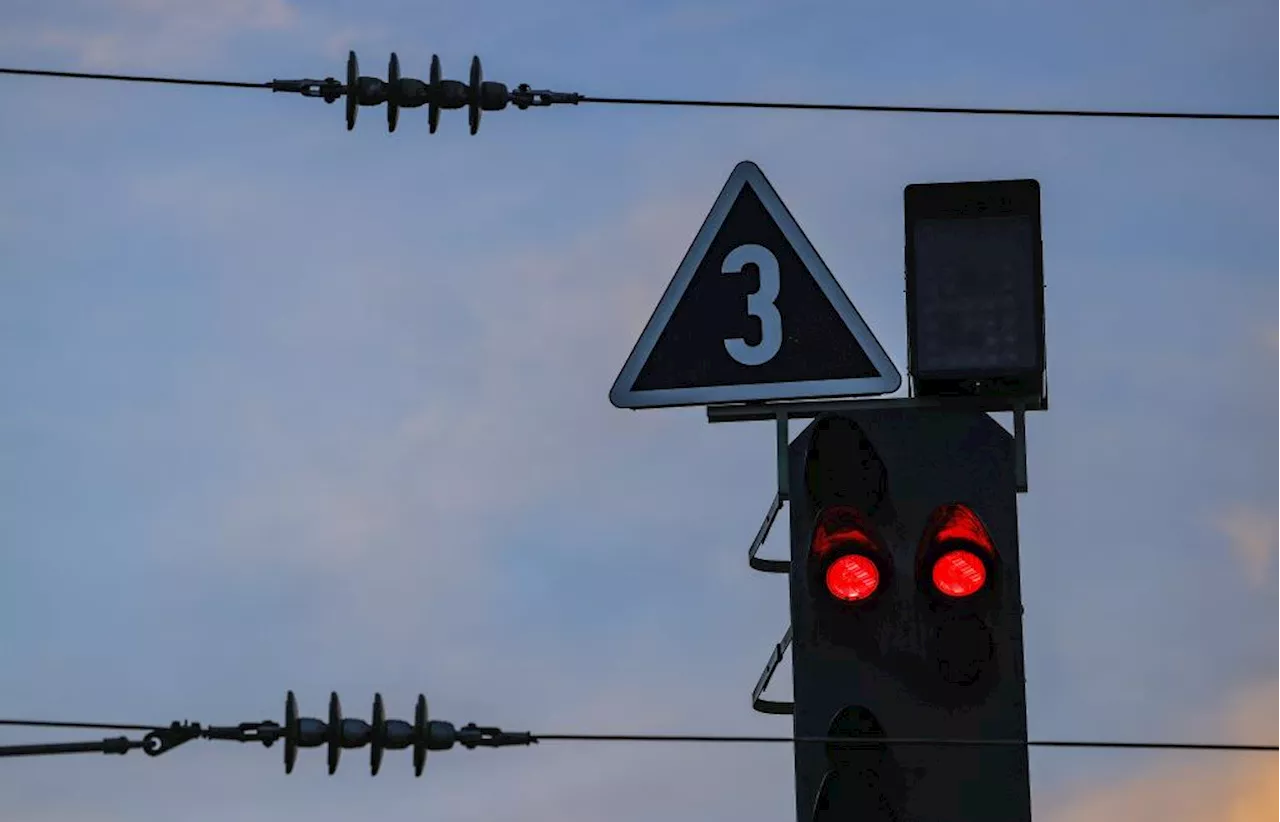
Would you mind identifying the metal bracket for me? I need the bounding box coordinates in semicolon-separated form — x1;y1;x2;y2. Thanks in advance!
1013;401;1028;494
745;412;793;573
706;394;1044;424
747;413;794;713
709;395;1036;494
748;492;789;573
751;625;794;715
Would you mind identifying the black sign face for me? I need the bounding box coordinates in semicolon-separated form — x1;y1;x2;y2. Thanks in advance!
610;162;901;409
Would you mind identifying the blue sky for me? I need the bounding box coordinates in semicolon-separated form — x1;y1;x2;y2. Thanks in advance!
0;1;1275;819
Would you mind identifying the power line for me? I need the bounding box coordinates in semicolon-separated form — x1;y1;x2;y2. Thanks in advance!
534;733;1277;752
3;718;1274;753
0;65;1275;122
577;95;1278;121
0;67;266;90
0;718;161;732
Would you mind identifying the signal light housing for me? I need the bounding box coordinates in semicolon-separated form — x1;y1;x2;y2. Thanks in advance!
804;416;888;514
786;410;1031;821
917;504;997;601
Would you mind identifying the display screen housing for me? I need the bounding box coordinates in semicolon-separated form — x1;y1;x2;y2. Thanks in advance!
904;179;1045;404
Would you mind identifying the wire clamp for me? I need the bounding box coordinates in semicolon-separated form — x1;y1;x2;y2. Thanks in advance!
142;722;201;757
270;78;344;103
509;84;582;109
456;723;537;749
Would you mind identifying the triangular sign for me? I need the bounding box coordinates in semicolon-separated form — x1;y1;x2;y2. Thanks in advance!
610;161;901;409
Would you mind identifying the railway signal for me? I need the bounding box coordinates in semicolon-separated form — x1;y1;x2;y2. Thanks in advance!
787;410;1032;821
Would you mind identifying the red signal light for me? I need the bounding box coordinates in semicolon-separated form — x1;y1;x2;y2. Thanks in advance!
919;504;996;599
811;506;887;605
932;549;987;597
826;554;880;601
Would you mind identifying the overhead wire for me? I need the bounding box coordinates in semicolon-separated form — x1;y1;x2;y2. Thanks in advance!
0;67;267;89
0;66;1275;121
577;95;1278;121
2;718;1274;753
534;733;1277;752
0;718;163;733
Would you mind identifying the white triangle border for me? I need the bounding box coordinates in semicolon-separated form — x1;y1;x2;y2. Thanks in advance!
609;161;902;409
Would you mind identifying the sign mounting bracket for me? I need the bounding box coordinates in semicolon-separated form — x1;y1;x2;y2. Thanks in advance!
710;395;1036;494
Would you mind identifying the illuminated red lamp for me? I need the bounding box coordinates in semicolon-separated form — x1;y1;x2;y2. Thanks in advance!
827;554;880;601
811;506;886;603
919;504;996;599
932;549;986;597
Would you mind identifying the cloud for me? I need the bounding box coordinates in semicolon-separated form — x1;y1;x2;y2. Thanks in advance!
1040;679;1278;822
1213;504;1278;588
83;157;743;669
194;187;699;569
643;0;786;34
1259;325;1280;353
2;0;298;71
1045;756;1276;822
316;23;397;62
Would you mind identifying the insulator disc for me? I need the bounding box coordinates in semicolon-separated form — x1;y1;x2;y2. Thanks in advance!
468;56;482;135
387;53;400;132
413;694;428;776
284;691;299;774
371;693;386;775
428;55;441;134
346;51;359;131
327;692;343;774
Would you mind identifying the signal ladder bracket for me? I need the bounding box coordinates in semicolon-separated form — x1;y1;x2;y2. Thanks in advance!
746;410;795;715
744;410;793;575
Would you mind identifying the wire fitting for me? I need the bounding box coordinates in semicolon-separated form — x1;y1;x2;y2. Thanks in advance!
456;723;537;748
510;84;582;109
269;78;343;102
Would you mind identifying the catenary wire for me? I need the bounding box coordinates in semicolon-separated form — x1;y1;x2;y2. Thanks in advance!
534;733;1277;752
0;67;267;89
2;719;1273;752
577;95;1278;121
0;718;166;732
0;66;1275;121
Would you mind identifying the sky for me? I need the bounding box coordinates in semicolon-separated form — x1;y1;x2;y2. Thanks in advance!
0;1;1275;819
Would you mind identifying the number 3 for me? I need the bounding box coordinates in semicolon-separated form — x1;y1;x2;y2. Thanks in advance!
722;244;782;366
